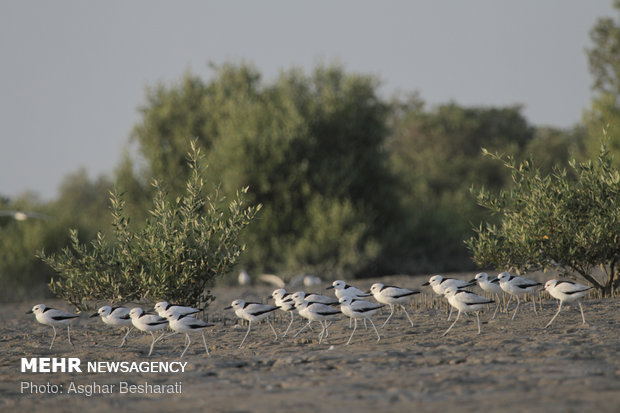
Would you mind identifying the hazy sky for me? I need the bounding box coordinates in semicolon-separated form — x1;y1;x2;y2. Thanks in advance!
0;1;615;200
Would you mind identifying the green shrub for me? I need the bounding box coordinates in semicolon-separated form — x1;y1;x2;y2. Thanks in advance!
466;145;620;296
38;141;260;310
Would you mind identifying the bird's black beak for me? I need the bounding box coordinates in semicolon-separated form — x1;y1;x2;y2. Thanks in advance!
468;279;476;284
326;286;334;290
89;312;99;318
26;310;33;314
421;282;430;286
224;305;232;310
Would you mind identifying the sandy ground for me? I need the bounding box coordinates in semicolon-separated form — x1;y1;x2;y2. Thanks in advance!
1;272;619;413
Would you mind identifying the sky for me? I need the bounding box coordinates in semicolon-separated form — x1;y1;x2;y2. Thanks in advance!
0;1;615;201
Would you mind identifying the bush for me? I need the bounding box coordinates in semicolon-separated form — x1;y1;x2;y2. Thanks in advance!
38;141;260;310
466;145;620;296
128;64;400;278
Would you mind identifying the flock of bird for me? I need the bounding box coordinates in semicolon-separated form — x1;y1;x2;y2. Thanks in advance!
26;272;593;357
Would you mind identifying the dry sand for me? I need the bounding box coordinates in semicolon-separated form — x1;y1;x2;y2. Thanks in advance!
1;273;619;413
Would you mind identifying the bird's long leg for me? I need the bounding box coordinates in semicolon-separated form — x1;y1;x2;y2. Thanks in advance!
381;305;395;329
67;325;73;346
181;334;191;358
346;318;358;345
120;326;134;347
545;301;563;328
442;310;461;337
401;305;415;327
202;332;210;356
476;312;481;334
578;301;586;324
368;317;381;342
504;295;512;313
267;319;278;341
294;321;312;337
447;305;453;321
49;326;57;350
492;294;500;319
282;312;294;337
511;296;521;320
532;294;538;314
239;322;252;348
162;332;179;340
148;332;157;357
318;321;328;344
154;330;167;344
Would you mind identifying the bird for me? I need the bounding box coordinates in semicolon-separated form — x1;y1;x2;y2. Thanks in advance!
128;308;169;356
165;312;214;357
270;289;297;337
422;275;475;320
0;210;51;221
497;272;542;320
441;287;494;336
326;280;371;299
89;305;134;347
290;291;338;306
338;296;384;344
238;270;251;286
259;273;285;288
289;292;336;335
469;272;503;319
291;297;341;344
369;283;419;328
543;280;592;328
27;304;79;350
422;275;475;295
153;301;200;318
326;281;371;329
303;275;322;287
224;299;280;348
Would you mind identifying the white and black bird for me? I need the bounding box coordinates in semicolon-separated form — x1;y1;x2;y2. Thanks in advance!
326;281;370;329
270;289;297;337
292;295;341;344
369;283;419;328
469;272;503;319
90;305;134;347
442;287;494;336
422;275;474;296
225;299;280;348
290;291;338;306
497;272;542;320
326;280;371;299
543;280;592;328
422;275;475;320
271;288;292;304
154;301;200;318
128;307;169;356
165;312;214;357
339;296;384;344
27;304;79;350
